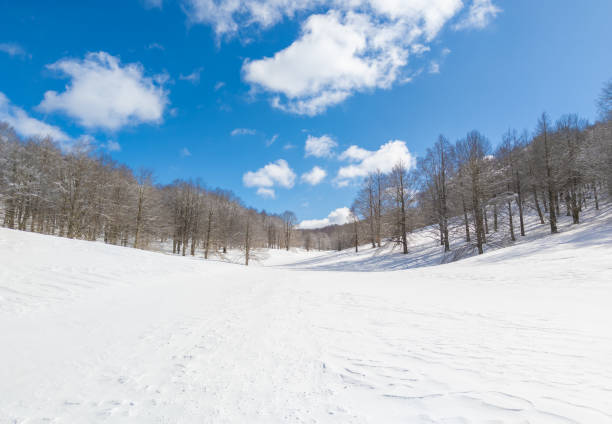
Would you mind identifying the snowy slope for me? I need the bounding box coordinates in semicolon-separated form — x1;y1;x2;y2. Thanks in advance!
269;200;612;271
1;208;612;423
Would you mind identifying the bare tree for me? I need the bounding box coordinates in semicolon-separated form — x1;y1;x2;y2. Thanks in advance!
389;161;415;254
456;131;491;254
281;211;297;251
535;113;558;233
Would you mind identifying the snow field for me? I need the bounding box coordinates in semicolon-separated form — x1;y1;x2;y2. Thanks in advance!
1;203;611;423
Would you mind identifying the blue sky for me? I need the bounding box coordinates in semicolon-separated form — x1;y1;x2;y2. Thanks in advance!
1;0;611;227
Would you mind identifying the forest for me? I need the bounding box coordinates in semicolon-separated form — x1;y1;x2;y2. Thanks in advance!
1;81;611;264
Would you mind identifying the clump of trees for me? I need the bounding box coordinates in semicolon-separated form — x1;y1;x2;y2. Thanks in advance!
330;82;612;257
0;124;337;264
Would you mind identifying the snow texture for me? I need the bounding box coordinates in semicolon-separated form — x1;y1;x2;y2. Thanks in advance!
1;204;611;423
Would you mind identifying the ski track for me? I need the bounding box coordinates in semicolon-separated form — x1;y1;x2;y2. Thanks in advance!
1;206;612;423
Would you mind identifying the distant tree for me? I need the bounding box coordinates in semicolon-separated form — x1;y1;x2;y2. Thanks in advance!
353;175;377;248
349;206;360;252
281;211;297;251
456;131;491;254
419;135;453;251
597;79;612;121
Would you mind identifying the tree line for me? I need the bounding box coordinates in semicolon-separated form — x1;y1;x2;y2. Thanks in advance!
0;125;324;264
333;82;612;257
1;80;610;262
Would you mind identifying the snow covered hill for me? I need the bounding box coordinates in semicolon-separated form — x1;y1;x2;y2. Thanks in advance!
262;200;612;272
1;207;612;423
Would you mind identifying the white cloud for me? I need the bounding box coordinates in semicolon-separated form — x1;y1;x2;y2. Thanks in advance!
231;128;257;136
301;166;326;185
454;0;501;30
0;92;69;142
256;187;276;198
38;52;169;131
429;61;440;74
411;44;430;55
0;42;27;58
184;1;497;115
241;1;463;115
299;206;351;229
147;42;165;51
183;0;322;38
338;144;370;161
214;81;226;91
179;67;203;84
243;159;296;193
180;147;191;157
305;134;337;158
104;140;121;152
336;140;415;184
283;143;296;150
266;134;279;147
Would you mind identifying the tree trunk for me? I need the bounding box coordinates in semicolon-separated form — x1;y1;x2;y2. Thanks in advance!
472;176;484;255
493;204;498;232
204;210;213;259
547;187;558;234
462;196;471;242
517;179;525;236
532;186;545;224
508;200;515;242
134;189;143;249
190;236;197;256
245;219;250;266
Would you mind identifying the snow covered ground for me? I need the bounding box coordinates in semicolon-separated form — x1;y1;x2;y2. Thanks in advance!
1;205;612;423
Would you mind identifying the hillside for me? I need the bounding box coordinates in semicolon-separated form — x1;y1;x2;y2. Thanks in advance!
259;199;612;271
1;208;611;423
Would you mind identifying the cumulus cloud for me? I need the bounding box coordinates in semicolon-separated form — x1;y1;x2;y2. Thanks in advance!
0;92;69;142
181;1;500;115
336;140;415;185
243;159;296;197
454;0;501;30
301;166;326;185
299;206;352;229
240;1;465;115
304;134;337;158
0;42;27;58
231;128;257;136
38;52;168;131
338;144;370;161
